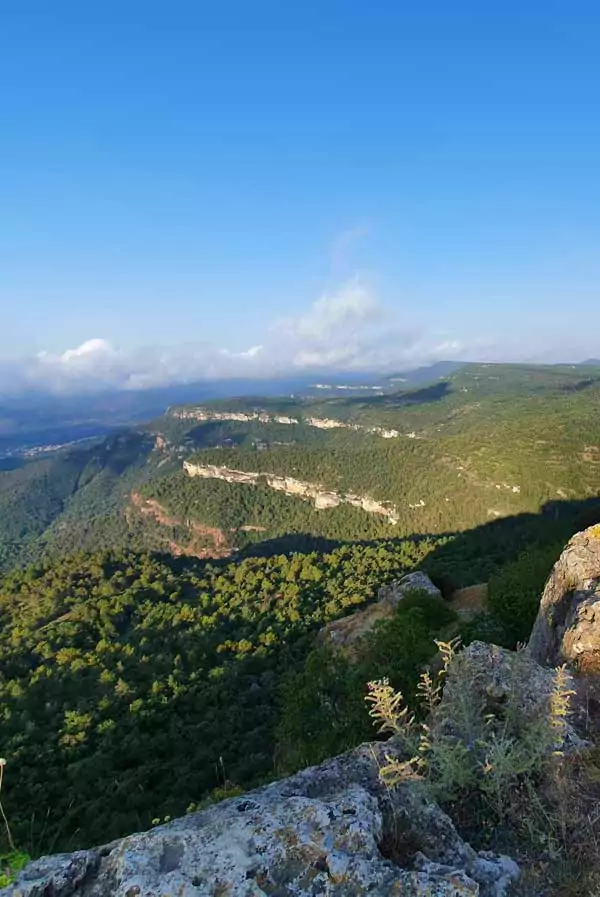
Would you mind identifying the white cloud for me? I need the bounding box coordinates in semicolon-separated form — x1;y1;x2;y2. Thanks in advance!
58;338;113;362
0;278;481;396
278;279;383;342
220;345;264;359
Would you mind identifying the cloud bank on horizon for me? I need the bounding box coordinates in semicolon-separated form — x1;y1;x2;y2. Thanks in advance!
0;279;575;396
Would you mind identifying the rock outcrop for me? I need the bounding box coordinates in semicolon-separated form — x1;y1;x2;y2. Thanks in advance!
183;462;399;524
445;641;584;752
320;572;442;657
170;408;400;439
529;524;600;668
4;738;518;897
377;571;442;605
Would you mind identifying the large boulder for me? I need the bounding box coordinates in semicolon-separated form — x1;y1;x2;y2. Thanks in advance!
529;525;600;668
3;739;517;897
320;571;442;657
377;571;443;605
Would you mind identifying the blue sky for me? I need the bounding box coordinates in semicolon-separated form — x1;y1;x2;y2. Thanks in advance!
2;1;600;390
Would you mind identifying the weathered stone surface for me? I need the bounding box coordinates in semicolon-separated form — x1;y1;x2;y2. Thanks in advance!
377;571;442;606
320;572;442;657
529;525;600;667
320;601;399;658
3;740;517;897
448;584;488;620
443;641;585;753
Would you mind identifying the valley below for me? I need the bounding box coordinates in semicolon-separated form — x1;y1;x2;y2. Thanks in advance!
2;362;600;572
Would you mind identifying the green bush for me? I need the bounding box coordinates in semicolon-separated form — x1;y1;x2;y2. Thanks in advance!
0;851;30;887
460;612;514;649
367;645;580;857
276;648;370;771
276;592;457;772
487;543;563;645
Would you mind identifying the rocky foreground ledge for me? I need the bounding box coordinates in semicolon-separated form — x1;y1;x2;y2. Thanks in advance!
3;735;517;897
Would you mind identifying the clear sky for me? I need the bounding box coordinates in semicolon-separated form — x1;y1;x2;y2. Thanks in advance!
2;1;600;390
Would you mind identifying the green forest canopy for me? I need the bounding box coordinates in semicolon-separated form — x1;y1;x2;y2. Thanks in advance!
0;492;596;854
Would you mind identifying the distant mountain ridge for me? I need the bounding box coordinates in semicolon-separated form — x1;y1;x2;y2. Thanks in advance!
1;361;600;572
0;362;461;456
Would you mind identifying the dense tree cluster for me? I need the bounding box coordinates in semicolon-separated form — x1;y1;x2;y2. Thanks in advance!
1;492;595;856
276;591;457;771
0;538;434;853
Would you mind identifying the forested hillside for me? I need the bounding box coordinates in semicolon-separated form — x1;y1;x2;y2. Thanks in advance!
0;539;434;850
0;431;180;572
139;363;600;554
2;363;600;571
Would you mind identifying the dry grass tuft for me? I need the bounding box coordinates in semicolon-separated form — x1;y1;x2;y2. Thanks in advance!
367;645;600;894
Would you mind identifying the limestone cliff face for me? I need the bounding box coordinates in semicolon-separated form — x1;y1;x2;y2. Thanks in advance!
173;409;301;426
183;461;399;524
529;524;600;667
171;408;400;439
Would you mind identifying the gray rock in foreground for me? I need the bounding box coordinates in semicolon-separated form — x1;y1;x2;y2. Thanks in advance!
4;739;517;896
529;525;600;667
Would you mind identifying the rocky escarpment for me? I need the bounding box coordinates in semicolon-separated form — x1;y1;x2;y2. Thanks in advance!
129;492;234;559
7;525;600;896
321;572;442;656
4;736;518;897
183;461;399;524
529;524;600;668
171;408;401;439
